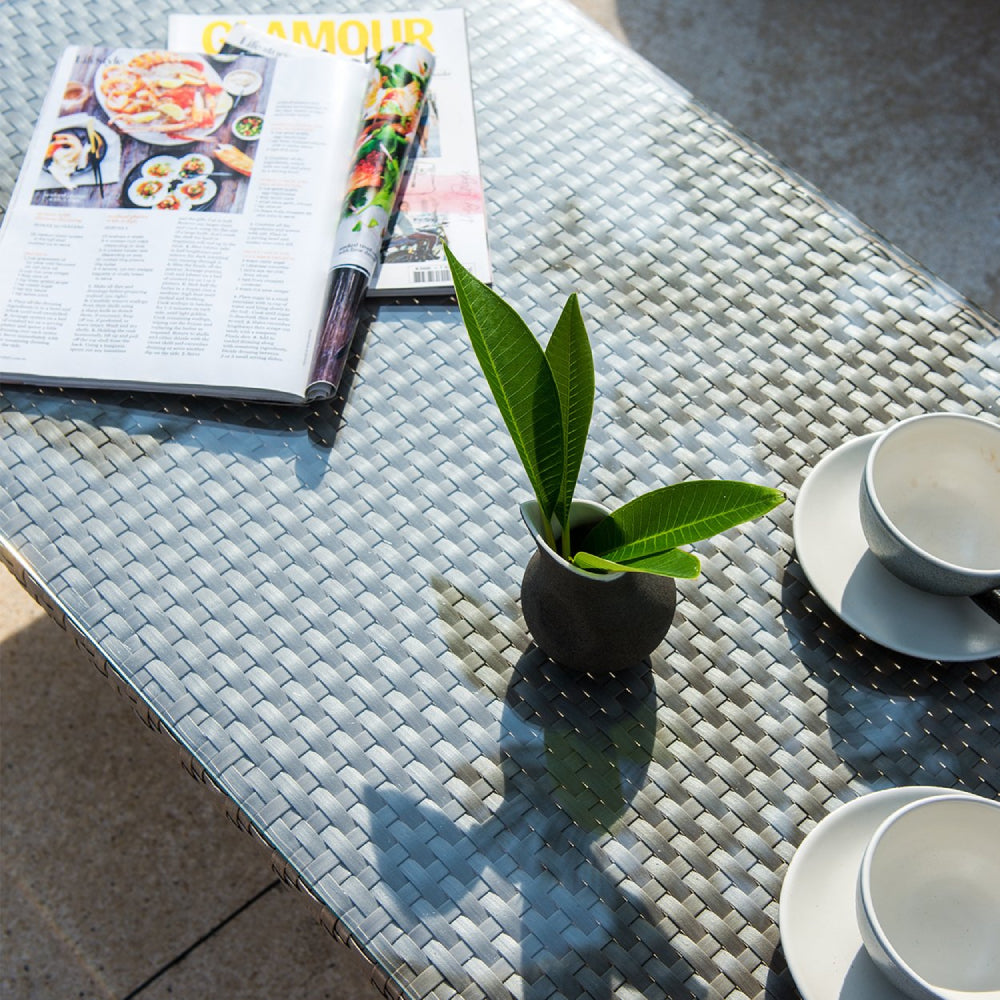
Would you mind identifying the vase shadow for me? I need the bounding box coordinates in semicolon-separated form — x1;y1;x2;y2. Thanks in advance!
504;645;658;833
361;637;706;999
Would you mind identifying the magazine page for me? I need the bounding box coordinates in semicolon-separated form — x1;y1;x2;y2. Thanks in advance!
0;46;369;402
167;9;492;295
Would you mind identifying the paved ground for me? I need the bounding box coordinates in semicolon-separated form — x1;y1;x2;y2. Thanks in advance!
2;2;996;998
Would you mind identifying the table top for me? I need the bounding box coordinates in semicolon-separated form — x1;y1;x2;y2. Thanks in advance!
2;2;999;999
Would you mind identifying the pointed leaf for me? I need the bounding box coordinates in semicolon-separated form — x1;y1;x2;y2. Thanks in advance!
573;547;701;579
545;293;594;542
445;246;564;520
582;481;785;562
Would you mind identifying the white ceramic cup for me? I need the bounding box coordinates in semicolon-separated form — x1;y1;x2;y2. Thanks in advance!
857;793;1000;1000
859;412;1000;596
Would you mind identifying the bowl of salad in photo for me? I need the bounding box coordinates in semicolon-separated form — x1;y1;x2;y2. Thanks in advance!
232;112;264;142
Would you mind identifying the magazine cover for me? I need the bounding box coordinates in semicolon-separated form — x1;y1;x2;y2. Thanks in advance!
168;9;492;294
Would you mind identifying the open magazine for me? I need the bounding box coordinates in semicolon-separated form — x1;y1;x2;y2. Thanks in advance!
0;12;490;404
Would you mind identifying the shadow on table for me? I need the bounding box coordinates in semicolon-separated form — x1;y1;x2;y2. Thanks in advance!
0;297;370;449
780;555;1000;795
764;943;802;1000
768;556;1000;1000
1;295;468;491
363;646;708;999
1;354;360;518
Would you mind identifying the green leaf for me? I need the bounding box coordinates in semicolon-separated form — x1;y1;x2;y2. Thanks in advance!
445;246;565;525
573;547;702;578
544;293;594;554
582;481;785;562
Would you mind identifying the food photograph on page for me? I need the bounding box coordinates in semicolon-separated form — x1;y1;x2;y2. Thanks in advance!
31;46;273;214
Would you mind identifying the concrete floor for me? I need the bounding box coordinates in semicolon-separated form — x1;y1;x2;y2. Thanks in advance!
577;0;999;318
2;2;997;998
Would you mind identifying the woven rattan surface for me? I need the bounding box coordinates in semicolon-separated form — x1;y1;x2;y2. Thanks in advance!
2;2;999;998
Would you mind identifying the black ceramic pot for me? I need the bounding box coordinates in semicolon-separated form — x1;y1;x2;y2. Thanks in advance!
520;500;677;673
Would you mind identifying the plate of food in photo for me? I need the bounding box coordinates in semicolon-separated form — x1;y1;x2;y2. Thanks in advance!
37;114;119;191
176;152;214;179
175;177;217;206
127;175;170;207
44;126;103;188
121;153;219;210
140;154;180;179
150;193;191;211
222;68;263;99
95;49;233;146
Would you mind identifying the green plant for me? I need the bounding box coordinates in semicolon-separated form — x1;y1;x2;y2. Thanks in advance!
445;246;784;578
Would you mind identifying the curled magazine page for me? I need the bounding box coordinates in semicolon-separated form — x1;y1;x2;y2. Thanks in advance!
308;43;435;398
208;22;436;399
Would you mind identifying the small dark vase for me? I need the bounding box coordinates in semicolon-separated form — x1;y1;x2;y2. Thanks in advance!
520;500;677;673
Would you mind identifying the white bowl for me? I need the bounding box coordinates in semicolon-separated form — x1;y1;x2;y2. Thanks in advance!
857;794;1000;1000
859;412;1000;595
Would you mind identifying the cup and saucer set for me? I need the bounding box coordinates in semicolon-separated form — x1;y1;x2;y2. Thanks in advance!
780;787;1000;1000
780;412;1000;1000
792;412;1000;662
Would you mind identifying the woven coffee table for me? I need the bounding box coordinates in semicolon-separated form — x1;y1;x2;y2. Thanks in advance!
2;2;999;998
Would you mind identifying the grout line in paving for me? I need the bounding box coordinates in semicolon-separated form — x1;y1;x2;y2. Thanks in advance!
119;879;281;1000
